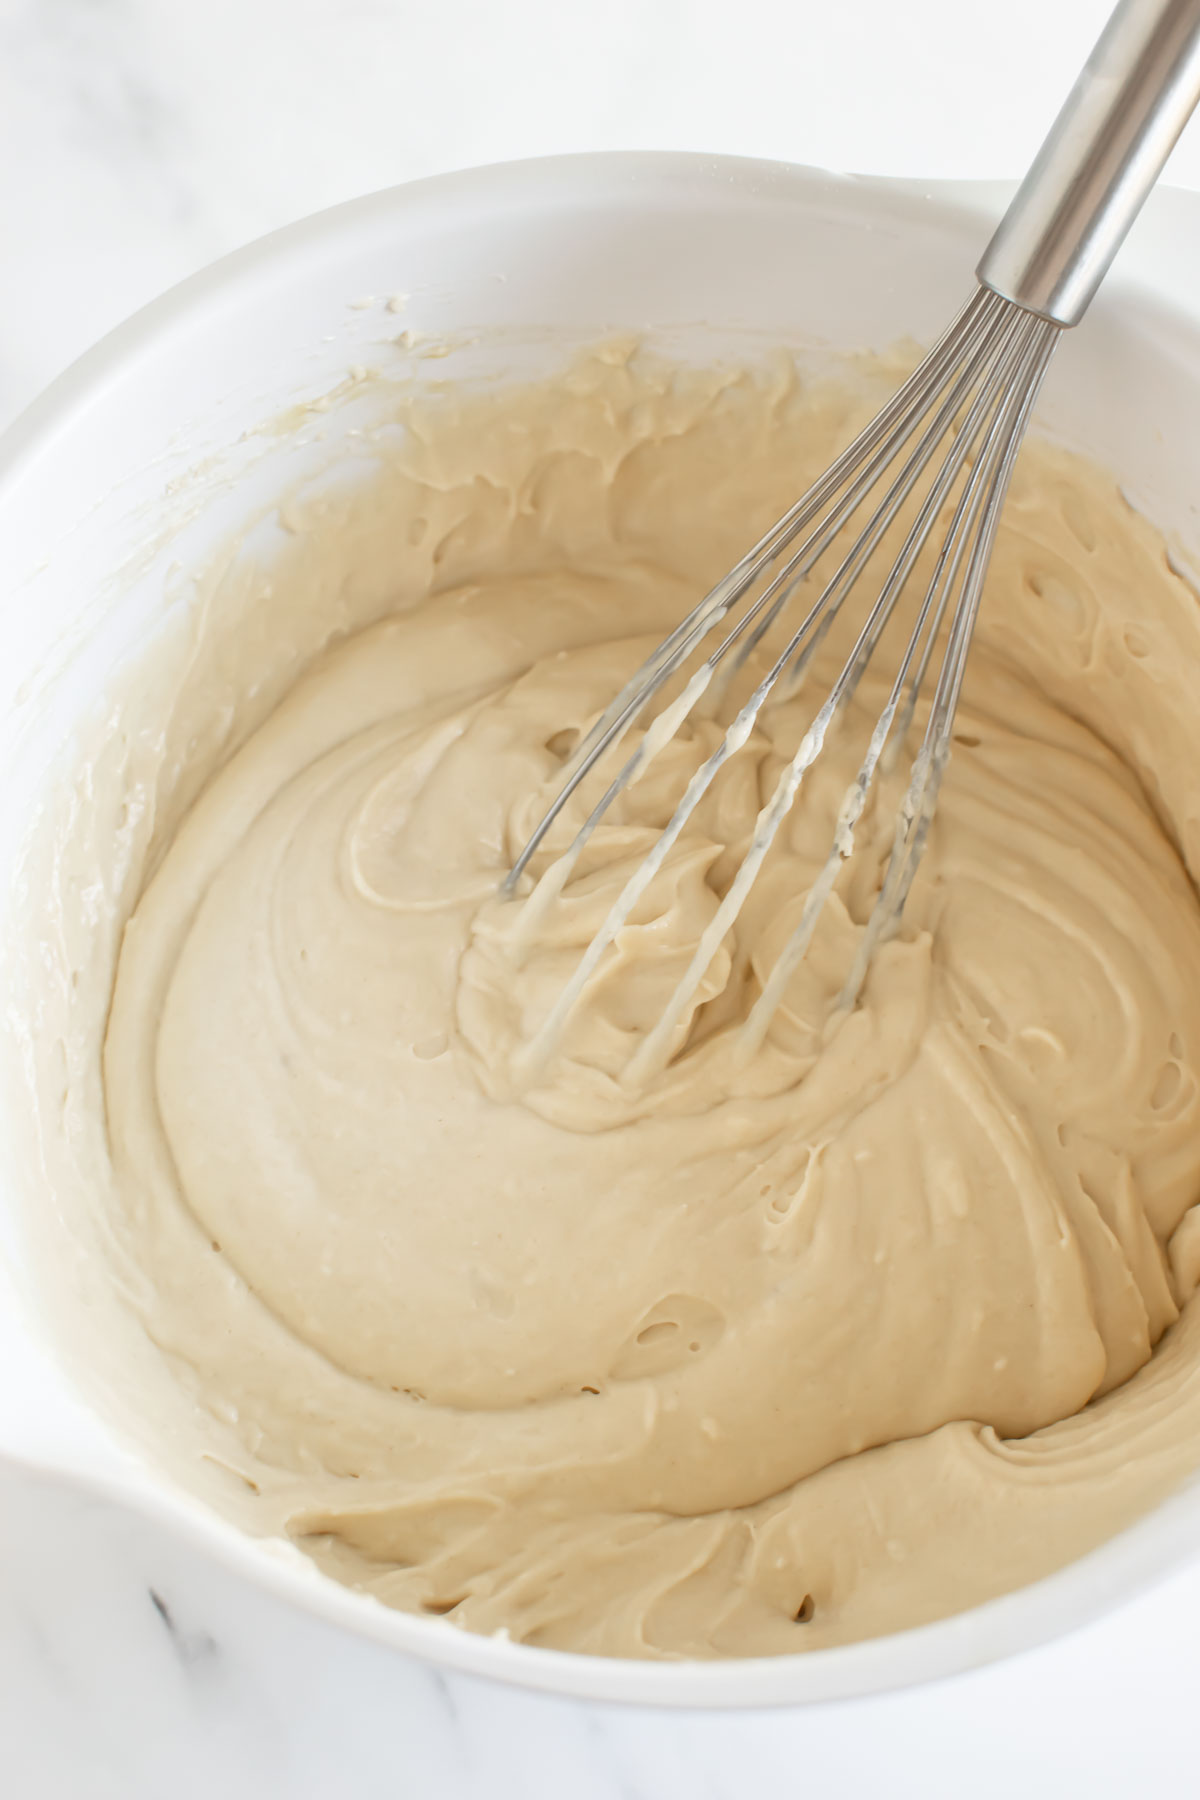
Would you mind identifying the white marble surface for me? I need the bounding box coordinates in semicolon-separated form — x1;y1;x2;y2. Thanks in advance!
3;1;1200;1794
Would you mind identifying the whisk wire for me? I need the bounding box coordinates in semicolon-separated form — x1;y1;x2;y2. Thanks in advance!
838;317;1061;1013
709;292;1020;703
503;290;1007;894
511;297;1023;947
621;308;1059;1085
736;311;1057;1058
509;291;1063;1086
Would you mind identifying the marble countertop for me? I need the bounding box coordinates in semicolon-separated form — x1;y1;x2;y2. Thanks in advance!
3;1;1200;1794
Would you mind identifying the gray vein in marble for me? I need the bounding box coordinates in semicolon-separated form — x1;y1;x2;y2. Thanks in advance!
148;1586;220;1668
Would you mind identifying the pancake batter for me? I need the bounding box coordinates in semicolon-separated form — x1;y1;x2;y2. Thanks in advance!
56;345;1200;1657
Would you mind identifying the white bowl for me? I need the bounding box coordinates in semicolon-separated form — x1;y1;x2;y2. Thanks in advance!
1;152;1199;1710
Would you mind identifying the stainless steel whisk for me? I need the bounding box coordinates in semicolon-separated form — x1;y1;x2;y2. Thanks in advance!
506;0;1200;1083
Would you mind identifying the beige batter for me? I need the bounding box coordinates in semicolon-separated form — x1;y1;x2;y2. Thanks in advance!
64;343;1200;1658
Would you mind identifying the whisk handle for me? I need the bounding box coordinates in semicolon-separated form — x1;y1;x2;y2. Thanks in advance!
978;0;1200;326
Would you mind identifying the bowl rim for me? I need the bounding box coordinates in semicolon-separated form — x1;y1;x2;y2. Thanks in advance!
5;148;1200;1710
0;148;999;500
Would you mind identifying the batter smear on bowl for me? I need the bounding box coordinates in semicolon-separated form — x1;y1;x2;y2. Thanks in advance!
83;346;1200;1657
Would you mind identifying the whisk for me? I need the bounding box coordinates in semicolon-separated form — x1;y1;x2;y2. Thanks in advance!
505;0;1200;1084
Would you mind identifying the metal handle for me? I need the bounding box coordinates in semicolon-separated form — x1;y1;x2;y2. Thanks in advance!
978;0;1200;325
